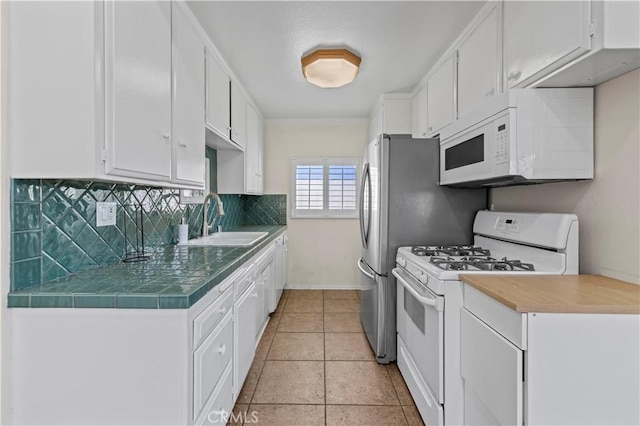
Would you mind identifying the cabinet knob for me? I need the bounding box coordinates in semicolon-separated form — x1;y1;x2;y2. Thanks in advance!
218;307;227;315
178;142;187;148
162;133;170;140
485;88;495;97
217;344;226;355
252;292;258;298
507;71;522;81
428;126;433;132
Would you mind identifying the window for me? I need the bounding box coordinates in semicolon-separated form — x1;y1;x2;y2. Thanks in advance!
291;158;360;218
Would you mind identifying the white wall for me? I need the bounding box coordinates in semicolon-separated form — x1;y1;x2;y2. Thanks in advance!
491;69;640;284
263;120;368;289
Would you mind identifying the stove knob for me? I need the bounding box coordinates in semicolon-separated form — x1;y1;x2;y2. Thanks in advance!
418;271;429;285
397;257;407;267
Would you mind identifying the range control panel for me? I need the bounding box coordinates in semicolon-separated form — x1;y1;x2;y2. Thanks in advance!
495;216;521;234
494;122;510;164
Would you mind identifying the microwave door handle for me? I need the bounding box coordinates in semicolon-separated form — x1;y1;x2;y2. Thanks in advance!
357;258;376;280
392;268;442;311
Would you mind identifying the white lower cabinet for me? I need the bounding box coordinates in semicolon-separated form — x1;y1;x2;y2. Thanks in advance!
9;232;288;425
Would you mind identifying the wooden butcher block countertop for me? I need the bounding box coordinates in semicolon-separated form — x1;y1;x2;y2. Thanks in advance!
459;274;640;314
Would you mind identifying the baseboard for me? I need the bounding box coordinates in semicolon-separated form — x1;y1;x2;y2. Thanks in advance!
284;283;364;290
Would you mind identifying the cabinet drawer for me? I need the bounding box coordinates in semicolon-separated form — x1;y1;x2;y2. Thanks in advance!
195;364;233;425
193;313;233;421
193;287;233;350
463;284;527;349
235;264;255;297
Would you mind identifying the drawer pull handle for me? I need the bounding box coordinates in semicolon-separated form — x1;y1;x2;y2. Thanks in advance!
217;344;226;355
219;307;227;315
252;292;258;298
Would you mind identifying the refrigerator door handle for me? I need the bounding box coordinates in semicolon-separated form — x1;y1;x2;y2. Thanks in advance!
359;163;371;248
357;257;375;280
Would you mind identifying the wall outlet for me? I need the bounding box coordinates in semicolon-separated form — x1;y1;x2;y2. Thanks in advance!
96;202;117;227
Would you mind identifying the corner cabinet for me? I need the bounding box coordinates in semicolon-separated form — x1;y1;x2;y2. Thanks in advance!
411;85;429;139
426;55;456;137
205;49;232;141
368;93;412;142
7;1;205;189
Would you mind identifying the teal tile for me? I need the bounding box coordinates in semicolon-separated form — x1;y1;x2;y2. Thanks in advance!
57;244;92;273
12;231;41;261
7;294;30;307
159;295;189;309
116;294;158;309
74;294;116;308
30;294;73;308
12;179;41;203
43;226;72;259
42;255;69;283
11;258;41;290
12;203;41;231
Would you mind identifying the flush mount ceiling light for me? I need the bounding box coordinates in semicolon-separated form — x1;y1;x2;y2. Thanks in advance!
301;48;361;88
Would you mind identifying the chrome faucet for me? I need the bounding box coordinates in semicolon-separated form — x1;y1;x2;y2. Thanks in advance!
202;193;225;237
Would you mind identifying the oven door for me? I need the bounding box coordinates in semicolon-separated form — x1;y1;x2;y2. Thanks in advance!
393;267;444;403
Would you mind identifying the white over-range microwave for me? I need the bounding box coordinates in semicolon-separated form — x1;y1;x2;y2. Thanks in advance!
439;88;594;187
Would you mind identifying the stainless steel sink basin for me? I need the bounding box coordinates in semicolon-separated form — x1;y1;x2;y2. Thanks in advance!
185;232;269;247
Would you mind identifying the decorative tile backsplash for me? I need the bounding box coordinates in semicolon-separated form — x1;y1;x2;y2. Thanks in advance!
10;179;286;291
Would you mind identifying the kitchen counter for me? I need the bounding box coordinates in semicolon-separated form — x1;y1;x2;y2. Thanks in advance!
7;225;286;309
460;274;640;314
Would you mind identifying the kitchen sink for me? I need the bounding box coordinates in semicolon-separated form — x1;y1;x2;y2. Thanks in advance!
185;232;269;247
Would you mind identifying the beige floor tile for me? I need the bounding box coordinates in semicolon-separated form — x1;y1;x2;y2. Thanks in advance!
267;333;324;361
326;405;408;425
278;313;324;332
236;359;266;404
274;297;287;313
228;403;249;425
287;290;324;299
255;331;275;360
325;361;400;405
324;298;360;313
402;405;425;426
323;290;359;299
284;298;323;313
325;332;375;361
252;361;325;404
324;313;363;332
247;404;325;426
264;314;282;334
386;364;415;405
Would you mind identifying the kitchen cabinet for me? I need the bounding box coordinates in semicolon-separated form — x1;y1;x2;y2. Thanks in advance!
461;282;640;425
205;50;231;141
504;1;592;88
7;1;204;189
457;3;501;118
271;233;287;312
245;103;264;194
234;281;257;395
230;82;247;148
172;2;206;186
426;55;456;137
411;85;429;139
368;93;412;142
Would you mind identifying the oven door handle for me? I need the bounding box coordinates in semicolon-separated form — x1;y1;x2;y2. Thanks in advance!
392;268;443;311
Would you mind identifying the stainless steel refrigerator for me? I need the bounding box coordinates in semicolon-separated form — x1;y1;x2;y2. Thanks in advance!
357;134;487;364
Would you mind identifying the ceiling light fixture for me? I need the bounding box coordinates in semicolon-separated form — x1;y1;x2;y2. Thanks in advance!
301;48;361;88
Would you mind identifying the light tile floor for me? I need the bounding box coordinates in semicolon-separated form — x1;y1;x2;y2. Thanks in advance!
230;290;424;425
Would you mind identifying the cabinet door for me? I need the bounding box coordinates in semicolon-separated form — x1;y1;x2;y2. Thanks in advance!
104;1;172;181
458;5;500;118
245;103;263;194
172;3;205;186
504;1;591;88
230;82;247;148
426;55;456;136
411;85;429;138
234;283;257;393
254;269;267;341
205;50;231;138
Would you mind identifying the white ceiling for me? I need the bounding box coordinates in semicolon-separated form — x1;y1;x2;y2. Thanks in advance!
187;1;485;120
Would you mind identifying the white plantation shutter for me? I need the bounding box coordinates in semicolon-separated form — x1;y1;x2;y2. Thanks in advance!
291;158;360;218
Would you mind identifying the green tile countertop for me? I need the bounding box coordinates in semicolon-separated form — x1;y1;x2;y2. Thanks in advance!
8;225;286;309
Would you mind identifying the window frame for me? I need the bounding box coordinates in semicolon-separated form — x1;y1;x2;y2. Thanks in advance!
290;157;360;219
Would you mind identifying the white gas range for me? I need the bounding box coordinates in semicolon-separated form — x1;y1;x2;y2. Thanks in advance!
393;210;578;426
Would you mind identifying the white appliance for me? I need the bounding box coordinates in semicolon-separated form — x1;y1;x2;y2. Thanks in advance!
393;210;578;426
439;88;593;187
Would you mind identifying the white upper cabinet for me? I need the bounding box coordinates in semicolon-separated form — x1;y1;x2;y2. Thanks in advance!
411;85;429;139
245;103;264;195
104;1;172;182
368;94;412;142
426;55;456;137
504;1;592;88
172;3;205;186
230;82;247;149
205;50;231;140
457;4;501;118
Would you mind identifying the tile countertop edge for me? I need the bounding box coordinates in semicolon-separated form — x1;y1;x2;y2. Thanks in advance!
7;225;287;310
459;274;640;315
